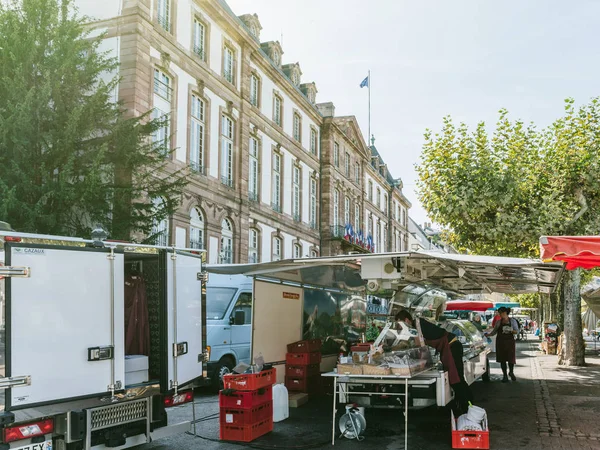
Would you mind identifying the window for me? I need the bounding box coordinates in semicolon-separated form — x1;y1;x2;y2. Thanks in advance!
292;166;301;221
333;142;339;167
221;219;233;263
249;229;259;263
206;287;237;319
223;46;235;84
293;243;302;259
157;0;170;32
190;95;205;173
292;71;300;86
190;208;204;249
395;230;400;252
272;236;282;261
273;95;282;126
345;153;350;177
383;193;388;214
367;214;373;240
152;70;171;155
232;293;252;324
376;221;381;253
250;74;259;107
368;180;373;202
249;137;259;201
151;198;169;246
310;128;318;156
355;162;360;183
354;203;360;234
249;23;258;38
272;153;281;212
310;249;318;258
383;224;387;252
293;113;301;142
376;188;381;209
344;197;350;225
193;19;206;59
310;177;317;229
333;189;340;229
221;115;234;187
272;49;280;65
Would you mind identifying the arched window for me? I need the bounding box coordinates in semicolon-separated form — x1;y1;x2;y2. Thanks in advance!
151;197;169;246
293;243;302;259
272;236;282;261
190;208;204;250
221;218;233;263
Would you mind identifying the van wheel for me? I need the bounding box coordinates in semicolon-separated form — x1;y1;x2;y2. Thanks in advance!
482;357;490;383
213;357;234;390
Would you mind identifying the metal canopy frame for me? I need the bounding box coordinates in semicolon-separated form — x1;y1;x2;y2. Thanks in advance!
207;251;565;295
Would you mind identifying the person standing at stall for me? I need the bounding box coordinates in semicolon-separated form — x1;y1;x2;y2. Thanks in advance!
485;307;518;382
395;310;473;414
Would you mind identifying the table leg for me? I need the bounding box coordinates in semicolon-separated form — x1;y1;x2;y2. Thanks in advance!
332;377;337;445
404;378;408;450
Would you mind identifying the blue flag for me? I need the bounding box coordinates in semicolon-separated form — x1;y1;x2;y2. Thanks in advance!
360;76;369;88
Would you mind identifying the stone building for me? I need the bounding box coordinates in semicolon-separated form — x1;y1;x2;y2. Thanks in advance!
77;0;322;263
76;0;411;262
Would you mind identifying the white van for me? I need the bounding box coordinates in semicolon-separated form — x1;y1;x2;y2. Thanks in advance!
206;274;253;387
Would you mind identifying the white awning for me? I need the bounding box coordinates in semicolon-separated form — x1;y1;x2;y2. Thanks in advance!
207;251;564;295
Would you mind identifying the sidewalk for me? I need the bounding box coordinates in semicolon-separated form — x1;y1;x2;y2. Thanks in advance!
478;340;600;450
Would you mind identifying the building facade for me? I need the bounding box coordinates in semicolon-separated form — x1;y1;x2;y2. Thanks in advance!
78;0;411;262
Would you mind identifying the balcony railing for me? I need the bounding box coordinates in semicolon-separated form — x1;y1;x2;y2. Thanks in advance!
248;254;258;264
329;225;372;253
293;213;301;223
190;161;206;175
271;202;282;213
221;176;234;189
158;15;171;32
248;191;259;202
190;239;204;250
193;45;205;60
310;220;318;230
330;225;344;238
220;249;233;264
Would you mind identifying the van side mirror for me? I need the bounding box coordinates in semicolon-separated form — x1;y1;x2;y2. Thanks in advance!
233;310;245;326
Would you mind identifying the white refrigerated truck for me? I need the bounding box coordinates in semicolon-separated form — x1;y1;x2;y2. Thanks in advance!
0;228;209;450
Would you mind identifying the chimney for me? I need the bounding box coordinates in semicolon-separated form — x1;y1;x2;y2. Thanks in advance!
316;102;335;117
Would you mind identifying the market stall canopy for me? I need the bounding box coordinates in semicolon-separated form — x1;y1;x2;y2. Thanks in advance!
490;302;521;310
445;300;494;312
207;251;564;295
540;236;600;270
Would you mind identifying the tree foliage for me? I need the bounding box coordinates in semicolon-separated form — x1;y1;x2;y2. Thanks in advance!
0;0;187;240
417;98;600;366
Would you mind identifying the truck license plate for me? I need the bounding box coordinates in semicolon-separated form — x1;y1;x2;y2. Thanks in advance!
14;441;52;450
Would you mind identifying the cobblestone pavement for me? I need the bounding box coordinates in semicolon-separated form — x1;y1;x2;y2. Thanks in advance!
141;340;600;449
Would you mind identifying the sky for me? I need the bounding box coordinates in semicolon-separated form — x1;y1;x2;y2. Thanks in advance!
227;0;600;226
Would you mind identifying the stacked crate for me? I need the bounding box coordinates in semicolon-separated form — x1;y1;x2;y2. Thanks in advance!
219;368;276;442
285;339;322;394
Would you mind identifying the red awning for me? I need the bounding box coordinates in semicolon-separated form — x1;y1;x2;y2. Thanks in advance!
540;236;600;270
445;300;494;312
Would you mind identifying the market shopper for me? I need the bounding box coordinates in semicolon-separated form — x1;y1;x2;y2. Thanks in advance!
395;310;473;414
485;307;518;382
471;313;484;332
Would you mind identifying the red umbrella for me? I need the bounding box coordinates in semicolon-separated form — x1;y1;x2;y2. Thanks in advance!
540;236;600;270
445;300;494;312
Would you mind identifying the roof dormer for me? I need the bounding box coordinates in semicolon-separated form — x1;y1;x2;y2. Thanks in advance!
238;13;262;40
282;63;302;86
260;41;283;68
300;82;318;103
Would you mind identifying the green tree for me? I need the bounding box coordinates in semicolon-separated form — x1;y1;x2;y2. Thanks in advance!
417;99;600;366
0;0;187;241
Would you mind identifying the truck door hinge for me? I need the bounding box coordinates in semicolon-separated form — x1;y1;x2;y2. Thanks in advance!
0;376;31;389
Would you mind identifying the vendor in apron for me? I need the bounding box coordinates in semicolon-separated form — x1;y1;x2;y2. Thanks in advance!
395;310;473;414
484;306;518;382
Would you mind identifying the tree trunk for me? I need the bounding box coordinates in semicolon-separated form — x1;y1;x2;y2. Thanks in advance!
559;268;586;366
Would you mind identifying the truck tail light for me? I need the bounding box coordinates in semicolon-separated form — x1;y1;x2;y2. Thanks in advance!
3;236;21;242
3;418;54;443
164;391;194;408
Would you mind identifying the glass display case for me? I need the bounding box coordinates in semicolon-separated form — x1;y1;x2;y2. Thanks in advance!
440;319;488;358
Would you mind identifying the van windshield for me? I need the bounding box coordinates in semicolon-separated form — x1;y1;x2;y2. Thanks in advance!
207;287;237;319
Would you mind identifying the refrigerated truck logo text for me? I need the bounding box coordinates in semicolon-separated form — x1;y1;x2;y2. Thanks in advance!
14;248;45;255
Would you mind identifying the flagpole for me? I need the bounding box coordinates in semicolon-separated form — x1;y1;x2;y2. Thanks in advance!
368;69;371;145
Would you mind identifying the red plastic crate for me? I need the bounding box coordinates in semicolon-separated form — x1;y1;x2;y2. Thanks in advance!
223;368;276;391
285;364;320;378
219;385;272;409
220;418;273;442
220;401;273;426
285;375;321;393
451;411;489;449
287;339;322;354
285;352;321;365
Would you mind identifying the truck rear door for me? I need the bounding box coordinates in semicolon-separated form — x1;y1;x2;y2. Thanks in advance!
4;243;124;409
164;250;204;391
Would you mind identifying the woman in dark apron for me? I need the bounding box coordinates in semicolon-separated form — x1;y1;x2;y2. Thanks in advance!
485;307;518;382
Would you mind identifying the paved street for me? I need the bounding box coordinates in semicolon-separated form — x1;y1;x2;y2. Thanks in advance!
140;341;600;450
